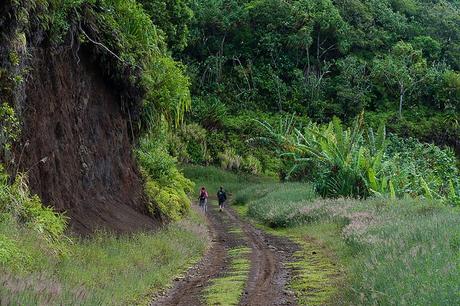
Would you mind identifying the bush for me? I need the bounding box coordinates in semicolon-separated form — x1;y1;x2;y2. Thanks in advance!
0;102;19;162
241;155;262;175
143;173;192;221
190;96;228;130
136;133;194;220
0;168;67;245
217;148;243;171
259;114;460;201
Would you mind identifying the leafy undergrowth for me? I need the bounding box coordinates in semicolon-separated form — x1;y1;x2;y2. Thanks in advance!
204;247;251;306
0;206;209;305
137;132;194;221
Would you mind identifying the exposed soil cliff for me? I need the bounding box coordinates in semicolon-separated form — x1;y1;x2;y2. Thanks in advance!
16;48;156;234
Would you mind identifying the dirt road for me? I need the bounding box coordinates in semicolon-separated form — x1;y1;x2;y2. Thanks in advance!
150;202;299;306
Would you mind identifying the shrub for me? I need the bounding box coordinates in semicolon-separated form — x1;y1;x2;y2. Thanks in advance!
241;155;262;175
136;133;194;220
0;169;67;245
0;102;20;162
182;123;211;164
168;123;212;164
143;172;192;221
167;132;190;163
217;148;243;171
191;96;228;130
259;113;460;201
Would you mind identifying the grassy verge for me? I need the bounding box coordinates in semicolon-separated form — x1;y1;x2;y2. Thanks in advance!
191;166;460;305
0;209;209;305
233;205;345;305
244;189;460;304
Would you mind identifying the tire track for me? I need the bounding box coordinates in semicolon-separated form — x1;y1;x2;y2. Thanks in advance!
150;203;299;306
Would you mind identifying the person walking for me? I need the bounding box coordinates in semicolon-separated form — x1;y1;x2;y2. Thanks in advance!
198;187;209;213
217;186;227;212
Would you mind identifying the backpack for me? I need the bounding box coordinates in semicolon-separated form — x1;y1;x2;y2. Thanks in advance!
200;190;207;200
218;190;226;202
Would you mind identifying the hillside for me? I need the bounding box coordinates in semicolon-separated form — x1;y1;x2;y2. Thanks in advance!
1;0;192;233
179;0;460;163
1;0;460;305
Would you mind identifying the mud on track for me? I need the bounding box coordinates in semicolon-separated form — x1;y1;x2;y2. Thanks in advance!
151;202;299;306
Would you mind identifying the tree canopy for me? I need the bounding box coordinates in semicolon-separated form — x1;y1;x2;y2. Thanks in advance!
179;0;459;120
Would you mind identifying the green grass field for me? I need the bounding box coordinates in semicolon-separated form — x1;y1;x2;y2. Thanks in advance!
189;166;460;305
0;210;209;305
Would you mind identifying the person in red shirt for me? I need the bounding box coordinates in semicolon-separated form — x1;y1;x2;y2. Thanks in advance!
198;186;209;213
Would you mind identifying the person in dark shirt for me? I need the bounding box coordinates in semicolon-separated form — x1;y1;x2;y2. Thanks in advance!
217;186;227;212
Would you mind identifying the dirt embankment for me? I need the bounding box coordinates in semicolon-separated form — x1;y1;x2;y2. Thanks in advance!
15;49;156;234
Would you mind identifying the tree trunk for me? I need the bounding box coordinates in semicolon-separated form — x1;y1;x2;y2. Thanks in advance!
399;86;404;118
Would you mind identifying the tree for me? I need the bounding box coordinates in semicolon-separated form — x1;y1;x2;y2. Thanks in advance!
372;42;428;117
335;56;372;118
139;0;193;52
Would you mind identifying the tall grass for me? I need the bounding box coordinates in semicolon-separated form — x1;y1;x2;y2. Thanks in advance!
0;210;209;305
181;165;273;198
348;204;460;305
246;183;316;227
236;178;460;305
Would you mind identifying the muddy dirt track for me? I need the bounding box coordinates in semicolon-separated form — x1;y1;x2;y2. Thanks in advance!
151;202;299;306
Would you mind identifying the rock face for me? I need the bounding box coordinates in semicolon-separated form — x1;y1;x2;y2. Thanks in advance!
17;49;156;235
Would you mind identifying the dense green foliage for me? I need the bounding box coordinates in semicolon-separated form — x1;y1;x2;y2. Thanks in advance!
0;103;19;164
138;0;193;52
260;114;460;201
183;0;460;114
179;0;459;163
136;130;194;220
